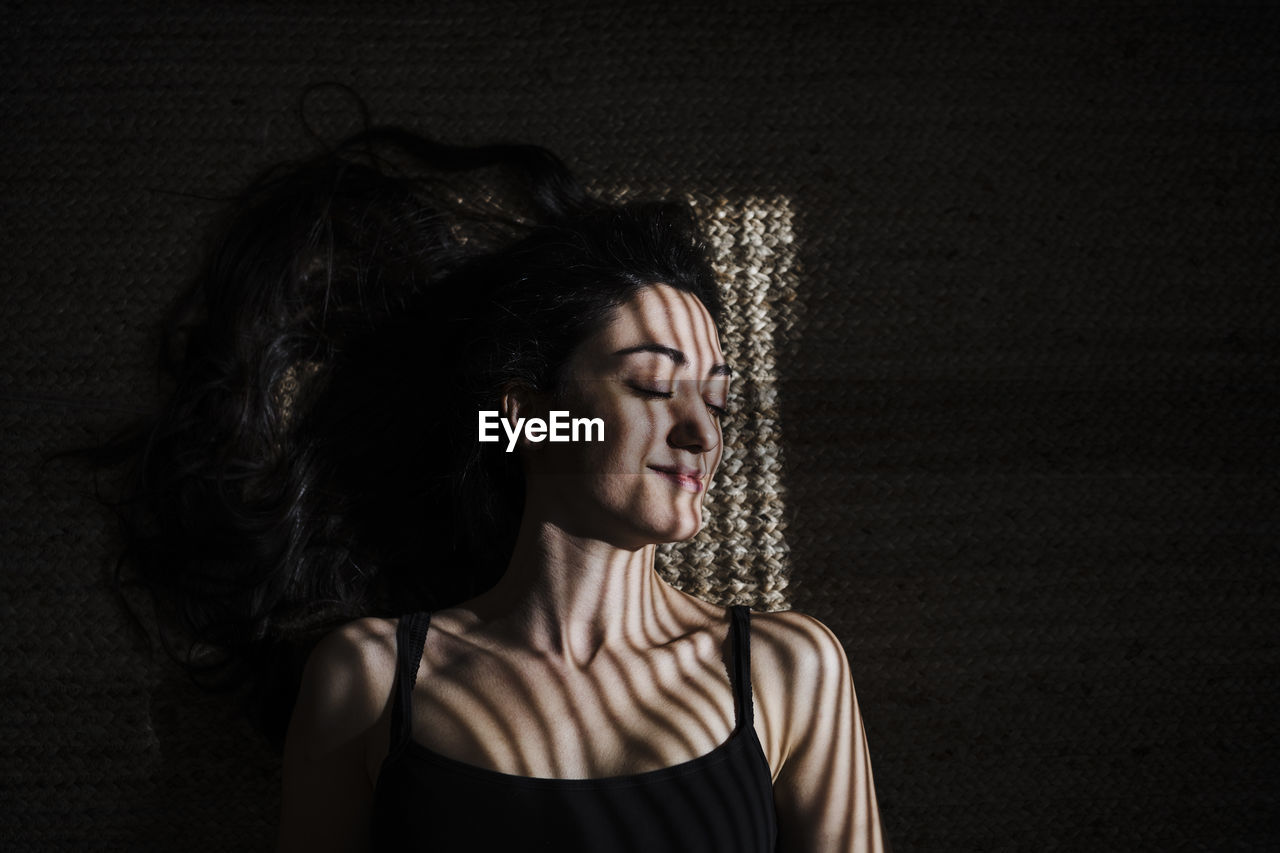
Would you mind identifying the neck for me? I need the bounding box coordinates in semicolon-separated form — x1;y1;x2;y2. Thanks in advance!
464;512;673;668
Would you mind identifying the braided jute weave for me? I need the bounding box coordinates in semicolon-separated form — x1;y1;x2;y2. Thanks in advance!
661;193;797;610
4;2;1280;851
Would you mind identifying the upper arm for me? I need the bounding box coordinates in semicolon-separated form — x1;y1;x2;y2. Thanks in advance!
752;610;888;853
277;617;397;853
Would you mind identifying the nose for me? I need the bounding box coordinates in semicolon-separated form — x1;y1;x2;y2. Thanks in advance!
668;388;721;455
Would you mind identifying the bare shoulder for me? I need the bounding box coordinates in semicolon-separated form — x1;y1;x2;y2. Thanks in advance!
305;616;399;696
290;616;400;754
737;609;888;848
279;618;403;851
743;608;857;776
747;608;852;682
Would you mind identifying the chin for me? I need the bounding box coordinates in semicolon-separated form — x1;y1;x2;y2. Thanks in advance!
646;509;705;545
604;489;708;547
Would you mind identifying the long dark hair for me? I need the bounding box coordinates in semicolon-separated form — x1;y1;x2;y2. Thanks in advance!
87;126;724;745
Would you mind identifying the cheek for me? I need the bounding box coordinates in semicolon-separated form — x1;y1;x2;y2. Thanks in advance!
598;398;662;454
539;403;647;479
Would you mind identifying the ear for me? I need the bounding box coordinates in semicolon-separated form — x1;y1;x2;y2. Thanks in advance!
499;382;535;424
499;383;548;451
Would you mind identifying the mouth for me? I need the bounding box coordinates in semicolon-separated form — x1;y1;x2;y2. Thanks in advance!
648;465;705;493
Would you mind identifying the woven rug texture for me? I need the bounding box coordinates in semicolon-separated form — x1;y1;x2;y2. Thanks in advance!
3;2;1278;850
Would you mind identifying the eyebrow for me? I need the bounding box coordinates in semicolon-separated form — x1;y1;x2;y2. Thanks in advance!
613;344;733;377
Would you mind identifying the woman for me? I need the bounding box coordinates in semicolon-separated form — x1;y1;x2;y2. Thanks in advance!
105;127;886;851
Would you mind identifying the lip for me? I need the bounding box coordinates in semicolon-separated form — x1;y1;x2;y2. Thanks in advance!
648;465;705;493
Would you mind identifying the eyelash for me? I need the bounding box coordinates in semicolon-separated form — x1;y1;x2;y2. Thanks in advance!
630;385;730;420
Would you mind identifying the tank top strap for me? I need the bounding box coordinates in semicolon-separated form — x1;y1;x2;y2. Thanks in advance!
729;604;755;729
387;611;432;760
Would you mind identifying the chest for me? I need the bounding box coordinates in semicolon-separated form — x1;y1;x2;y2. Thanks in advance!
406;635;740;779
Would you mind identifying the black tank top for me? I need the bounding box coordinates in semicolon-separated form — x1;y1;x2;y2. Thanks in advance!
370;605;778;851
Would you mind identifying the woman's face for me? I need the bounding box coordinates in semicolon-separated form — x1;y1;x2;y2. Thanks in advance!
520;284;730;549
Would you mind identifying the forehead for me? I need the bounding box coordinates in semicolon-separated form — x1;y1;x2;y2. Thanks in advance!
593;284;723;361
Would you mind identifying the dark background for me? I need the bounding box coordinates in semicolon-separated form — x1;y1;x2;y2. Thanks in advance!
3;2;1278;850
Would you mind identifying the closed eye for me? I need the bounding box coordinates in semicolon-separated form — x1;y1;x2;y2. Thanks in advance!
628;384;673;400
629;384;730;421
